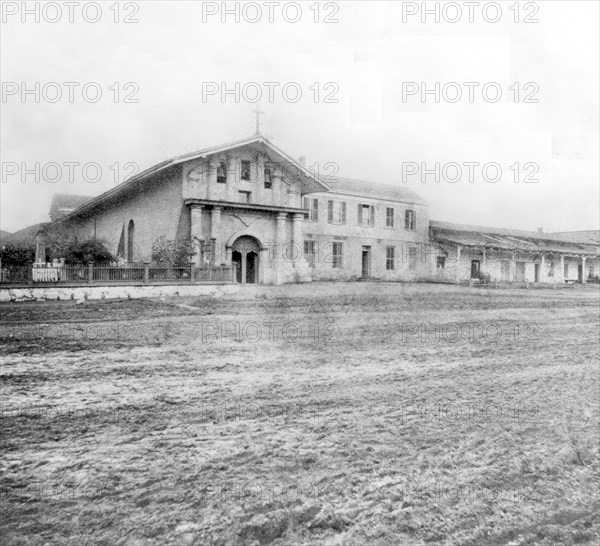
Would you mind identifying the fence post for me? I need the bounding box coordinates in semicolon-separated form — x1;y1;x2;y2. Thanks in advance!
190;264;195;284
144;263;150;284
88;262;94;284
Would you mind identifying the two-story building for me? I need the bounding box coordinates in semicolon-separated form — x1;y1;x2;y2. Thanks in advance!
302;178;430;281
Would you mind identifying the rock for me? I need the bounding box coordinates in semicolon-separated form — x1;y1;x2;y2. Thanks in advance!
239;511;290;544
308;505;351;531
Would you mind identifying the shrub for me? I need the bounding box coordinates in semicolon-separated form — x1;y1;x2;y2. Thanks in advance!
151;236;195;267
61;240;114;265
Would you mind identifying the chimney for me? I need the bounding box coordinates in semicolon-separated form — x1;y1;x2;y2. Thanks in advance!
299;155;306;167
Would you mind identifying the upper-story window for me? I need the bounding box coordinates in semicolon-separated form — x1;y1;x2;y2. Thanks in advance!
327;200;346;225
217;161;226;183
303;197;319;221
241;160;251;181
358;204;375;227
386;207;394;228
264;164;273;189
405;209;416;231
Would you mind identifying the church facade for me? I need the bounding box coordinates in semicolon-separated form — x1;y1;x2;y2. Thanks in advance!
42;135;599;285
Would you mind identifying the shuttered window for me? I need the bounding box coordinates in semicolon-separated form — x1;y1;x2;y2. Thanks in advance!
358;204;375;226
328;201;346;224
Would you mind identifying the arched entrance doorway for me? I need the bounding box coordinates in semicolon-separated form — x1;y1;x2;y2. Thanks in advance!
231;236;261;284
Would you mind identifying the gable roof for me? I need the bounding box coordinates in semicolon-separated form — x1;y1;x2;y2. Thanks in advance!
324;176;427;205
52;135;331;225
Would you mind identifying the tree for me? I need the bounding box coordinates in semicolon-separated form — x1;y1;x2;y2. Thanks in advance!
0;242;35;267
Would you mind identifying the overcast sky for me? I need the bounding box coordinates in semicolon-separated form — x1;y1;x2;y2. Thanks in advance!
1;0;598;234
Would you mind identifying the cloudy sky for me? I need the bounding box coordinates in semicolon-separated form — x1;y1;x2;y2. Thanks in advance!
1;0;598;233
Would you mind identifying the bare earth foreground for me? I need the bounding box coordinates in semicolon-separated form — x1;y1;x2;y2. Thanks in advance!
1;283;599;546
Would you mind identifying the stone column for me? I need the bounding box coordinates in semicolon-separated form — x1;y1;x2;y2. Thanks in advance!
275;212;287;283
259;248;269;284
190;205;204;266
582;256;587;284
540;254;545;283
226;155;236;201
240;250;247;285
455;245;462;283
292;213;304;260
211;206;222;265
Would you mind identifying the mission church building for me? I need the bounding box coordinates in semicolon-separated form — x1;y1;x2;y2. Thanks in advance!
39;134;599;286
44;135;434;284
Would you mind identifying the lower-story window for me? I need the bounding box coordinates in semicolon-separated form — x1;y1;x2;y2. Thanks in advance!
332;242;343;269
386;246;395;270
408;246;417;271
304;241;316;267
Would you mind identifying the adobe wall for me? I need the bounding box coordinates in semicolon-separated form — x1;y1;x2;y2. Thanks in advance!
54;166;185;263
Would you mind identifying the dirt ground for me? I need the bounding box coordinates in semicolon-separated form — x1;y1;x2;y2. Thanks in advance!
1;282;599;546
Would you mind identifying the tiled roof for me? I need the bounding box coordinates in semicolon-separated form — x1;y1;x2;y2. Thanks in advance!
431;221;599;255
545;230;600;245
52;194;94;212
327;176;427;205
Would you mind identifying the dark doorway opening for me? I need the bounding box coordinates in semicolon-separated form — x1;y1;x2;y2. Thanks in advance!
246;252;258;284
231;236;261;285
361;246;371;277
534;263;540;283
470;260;480;279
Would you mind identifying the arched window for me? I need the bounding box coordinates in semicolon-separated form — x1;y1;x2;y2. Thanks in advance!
127;220;135;262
